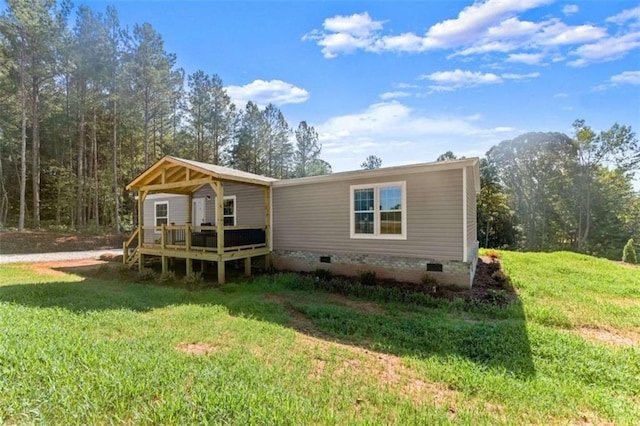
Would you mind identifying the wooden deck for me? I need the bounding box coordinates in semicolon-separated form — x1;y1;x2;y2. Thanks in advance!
124;224;270;282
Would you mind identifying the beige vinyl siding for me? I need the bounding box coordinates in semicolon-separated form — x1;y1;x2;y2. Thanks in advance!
273;168;464;261
143;194;188;243
193;182;266;226
465;165;478;261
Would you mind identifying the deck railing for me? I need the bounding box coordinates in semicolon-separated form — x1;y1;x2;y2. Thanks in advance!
141;224;267;252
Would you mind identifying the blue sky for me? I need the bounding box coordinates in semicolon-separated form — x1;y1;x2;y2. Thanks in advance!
83;1;639;172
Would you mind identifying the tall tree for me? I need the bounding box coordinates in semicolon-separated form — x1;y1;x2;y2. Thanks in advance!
1;0;70;228
128;23;181;168
361;154;382;170
293;121;321;178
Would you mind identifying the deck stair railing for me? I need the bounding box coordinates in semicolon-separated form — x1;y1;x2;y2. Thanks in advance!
122;228;139;267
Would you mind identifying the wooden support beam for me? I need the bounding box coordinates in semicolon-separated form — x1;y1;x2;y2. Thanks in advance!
162;256;168;273
139;253;145;272
141;177;212;192
186;258;193;275
264;186;272;269
244;257;251;277
217;260;225;284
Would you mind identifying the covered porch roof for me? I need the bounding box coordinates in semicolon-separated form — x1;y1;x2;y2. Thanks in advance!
126;156;277;194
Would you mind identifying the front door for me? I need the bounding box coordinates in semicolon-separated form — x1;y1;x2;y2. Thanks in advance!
192;198;205;226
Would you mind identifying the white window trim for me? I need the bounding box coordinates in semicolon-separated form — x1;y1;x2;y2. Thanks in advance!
350;181;407;240
214;195;237;227
153;201;169;234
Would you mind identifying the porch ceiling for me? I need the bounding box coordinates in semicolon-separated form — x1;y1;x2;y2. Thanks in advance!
126;156;277;193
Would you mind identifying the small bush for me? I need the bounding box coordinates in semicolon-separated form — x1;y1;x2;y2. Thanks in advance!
622;238;637;264
96;263;112;275
358;270;377;286
421;273;438;292
488;259;501;274
484;249;501;259
314;268;333;281
486;289;508;305
183;271;205;290
159;271;177;285
137;267;157;282
491;270;510;284
115;264;131;276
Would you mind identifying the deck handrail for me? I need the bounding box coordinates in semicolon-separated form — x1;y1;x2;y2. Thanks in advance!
122;228;139;265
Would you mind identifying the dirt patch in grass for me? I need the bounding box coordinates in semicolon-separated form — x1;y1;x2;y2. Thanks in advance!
327;293;384;314
296;334;458;407
576;327;639;347
0;230;126;254
175;342;221;355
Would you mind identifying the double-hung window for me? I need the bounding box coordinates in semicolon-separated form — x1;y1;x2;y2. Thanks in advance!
350;181;406;239
214;195;236;226
154;201;169;234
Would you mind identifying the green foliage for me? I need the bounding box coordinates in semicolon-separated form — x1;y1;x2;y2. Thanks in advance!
357;270;377;286
360;154;382;170
313;268;333;281
0;251;639;424
159;270;177;285
622;238;637;264
137;267;157;281
420;273;438;288
182;271;205;290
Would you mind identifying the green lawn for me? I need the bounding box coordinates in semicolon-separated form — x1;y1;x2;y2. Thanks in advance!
0;252;638;424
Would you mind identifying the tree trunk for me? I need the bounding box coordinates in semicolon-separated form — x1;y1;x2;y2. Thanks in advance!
113;99;120;234
31;76;40;228
76;87;86;227
18;47;27;231
92;109;99;227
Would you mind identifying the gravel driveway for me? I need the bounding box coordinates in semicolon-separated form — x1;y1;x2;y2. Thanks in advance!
0;249;121;264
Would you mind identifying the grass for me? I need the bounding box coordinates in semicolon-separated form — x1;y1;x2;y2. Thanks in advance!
0;252;639;424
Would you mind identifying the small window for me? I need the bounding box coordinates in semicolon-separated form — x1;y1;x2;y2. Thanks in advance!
350;182;406;239
154;201;168;233
215;195;236;227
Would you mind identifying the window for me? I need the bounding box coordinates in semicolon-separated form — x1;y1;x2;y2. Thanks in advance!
154;201;168;233
214;195;236;226
350;182;406;239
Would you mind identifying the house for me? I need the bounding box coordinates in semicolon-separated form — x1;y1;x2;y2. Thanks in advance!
124;155;480;288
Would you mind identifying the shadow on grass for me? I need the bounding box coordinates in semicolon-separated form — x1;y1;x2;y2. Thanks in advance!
0;263;535;379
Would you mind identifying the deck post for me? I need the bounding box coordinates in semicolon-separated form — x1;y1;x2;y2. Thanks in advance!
186;258;192;275
212;181;226;284
264;186;272;269
162;255;168;273
244;257;251;277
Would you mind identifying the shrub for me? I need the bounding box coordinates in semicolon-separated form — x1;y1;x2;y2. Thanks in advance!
486;289;508;305
421;273;438;292
622;238;637;264
358;270;377;286
137;267;157;281
313;268;333;281
484;249;501;259
159;271;177;285
183;271;205;290
488;259;501;274
96;263;112;275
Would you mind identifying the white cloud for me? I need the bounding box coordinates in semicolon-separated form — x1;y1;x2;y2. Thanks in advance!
423;0;552;48
606;6;640;25
302;12;384;58
568;32;640;66
502;72;540;80
553;92;568;98
562;5;579;16
610;70;640;85
420;69;502;91
534;19;607;46
418;69;538;91
506;52;544;64
225;80;309;107
379;91;411;100
315;101;519;171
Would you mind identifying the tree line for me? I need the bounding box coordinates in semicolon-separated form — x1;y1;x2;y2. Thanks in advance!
448;120;639;260
0;0;329;233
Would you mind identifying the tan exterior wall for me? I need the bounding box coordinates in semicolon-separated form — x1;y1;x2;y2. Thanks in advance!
193;182;265;226
272;168;464;261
